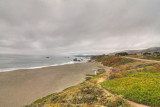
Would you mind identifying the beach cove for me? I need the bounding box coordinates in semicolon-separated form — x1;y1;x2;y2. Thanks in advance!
0;62;99;107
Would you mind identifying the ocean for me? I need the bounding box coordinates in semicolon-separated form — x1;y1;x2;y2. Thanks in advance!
0;54;90;72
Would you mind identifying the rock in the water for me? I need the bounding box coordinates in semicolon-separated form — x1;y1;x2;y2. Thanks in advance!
73;58;78;61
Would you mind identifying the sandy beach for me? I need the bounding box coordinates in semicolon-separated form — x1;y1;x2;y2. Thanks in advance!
0;62;100;107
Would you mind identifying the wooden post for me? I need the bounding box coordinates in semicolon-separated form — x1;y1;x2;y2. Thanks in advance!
95;70;97;75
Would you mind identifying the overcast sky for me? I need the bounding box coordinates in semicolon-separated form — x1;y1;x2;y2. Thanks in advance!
0;0;160;55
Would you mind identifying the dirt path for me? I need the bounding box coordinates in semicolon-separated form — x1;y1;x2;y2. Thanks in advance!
124;56;160;63
97;66;150;107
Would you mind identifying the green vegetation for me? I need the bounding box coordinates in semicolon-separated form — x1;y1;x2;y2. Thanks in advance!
97;69;106;74
85;74;95;77
143;52;151;55
101;72;160;106
115;52;128;56
94;55;160;106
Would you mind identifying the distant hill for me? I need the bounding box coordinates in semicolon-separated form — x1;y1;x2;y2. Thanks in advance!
143;47;160;52
109;47;160;55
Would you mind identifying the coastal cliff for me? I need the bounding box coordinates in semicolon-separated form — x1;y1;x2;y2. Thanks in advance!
26;55;160;107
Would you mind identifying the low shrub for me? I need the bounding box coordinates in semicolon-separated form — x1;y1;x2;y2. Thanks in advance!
98;69;106;74
109;73;123;79
85;77;92;80
107;68;123;79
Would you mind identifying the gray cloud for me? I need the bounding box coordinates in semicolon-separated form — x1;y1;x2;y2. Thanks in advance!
0;0;160;55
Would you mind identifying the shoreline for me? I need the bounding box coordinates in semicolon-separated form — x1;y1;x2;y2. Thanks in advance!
0;61;87;73
0;62;100;107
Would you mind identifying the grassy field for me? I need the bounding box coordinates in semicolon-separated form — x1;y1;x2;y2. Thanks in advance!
93;55;160;106
101;72;160;106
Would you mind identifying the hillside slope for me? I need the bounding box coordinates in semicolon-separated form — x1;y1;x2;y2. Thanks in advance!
26;56;160;107
109;47;160;55
92;55;160;106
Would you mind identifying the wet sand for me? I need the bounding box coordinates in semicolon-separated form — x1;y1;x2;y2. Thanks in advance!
0;62;99;107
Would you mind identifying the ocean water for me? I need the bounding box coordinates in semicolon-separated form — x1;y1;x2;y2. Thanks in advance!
0;54;90;72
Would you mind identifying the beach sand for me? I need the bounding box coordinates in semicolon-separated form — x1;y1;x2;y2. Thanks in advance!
0;62;100;107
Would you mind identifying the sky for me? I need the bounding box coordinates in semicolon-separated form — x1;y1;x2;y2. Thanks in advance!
0;0;160;55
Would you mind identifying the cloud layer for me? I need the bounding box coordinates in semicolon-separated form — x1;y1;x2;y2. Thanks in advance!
0;0;160;55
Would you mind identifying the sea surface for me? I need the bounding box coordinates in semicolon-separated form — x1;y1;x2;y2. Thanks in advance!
0;54;90;72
